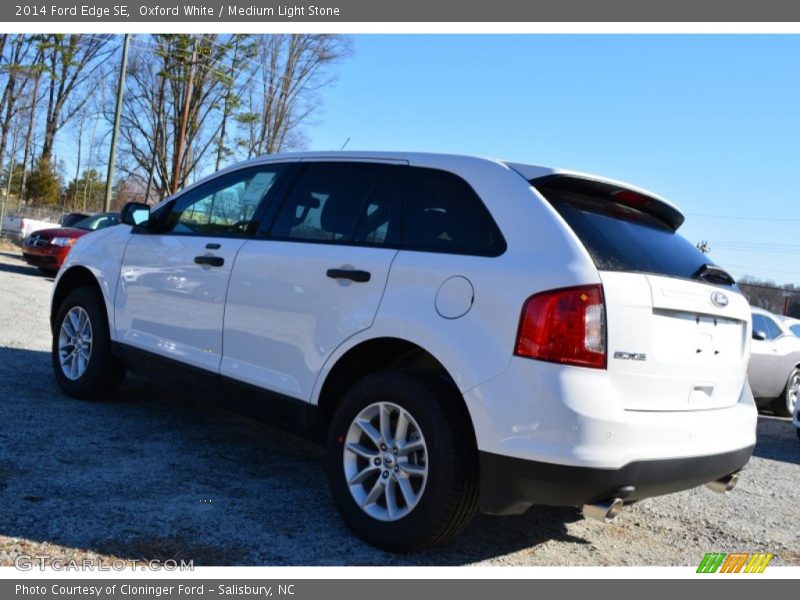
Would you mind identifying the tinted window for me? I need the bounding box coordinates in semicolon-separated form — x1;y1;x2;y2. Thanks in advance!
403;167;505;256
73;213;119;231
762;315;783;339
537;185;719;282
162;166;284;236
271;162;399;245
753;314;782;340
790;324;800;337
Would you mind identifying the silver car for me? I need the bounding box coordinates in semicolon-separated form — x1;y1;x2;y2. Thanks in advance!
749;307;800;417
780;315;800;338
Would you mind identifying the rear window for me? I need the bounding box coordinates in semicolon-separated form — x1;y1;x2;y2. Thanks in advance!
534;183;716;282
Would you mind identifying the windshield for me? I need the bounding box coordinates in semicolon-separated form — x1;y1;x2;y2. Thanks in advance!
72;213;119;231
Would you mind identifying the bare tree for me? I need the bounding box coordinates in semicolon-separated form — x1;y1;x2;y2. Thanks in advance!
18;47;45;203
121;34;242;197
0;35;35;178
39;34;114;161
237;35;350;158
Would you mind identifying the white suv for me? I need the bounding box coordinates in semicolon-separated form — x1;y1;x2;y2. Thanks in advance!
50;152;757;551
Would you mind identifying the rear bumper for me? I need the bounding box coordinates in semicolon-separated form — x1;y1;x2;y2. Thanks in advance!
463;357;758;469
479;444;754;515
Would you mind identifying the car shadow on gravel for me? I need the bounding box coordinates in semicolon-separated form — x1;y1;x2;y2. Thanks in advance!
0;346;590;566
752;415;800;466
0;257;43;278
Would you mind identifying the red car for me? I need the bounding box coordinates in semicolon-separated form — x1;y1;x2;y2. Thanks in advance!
22;212;119;275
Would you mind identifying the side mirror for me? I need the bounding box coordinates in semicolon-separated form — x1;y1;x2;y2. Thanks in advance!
120;201;150;227
752;330;767;341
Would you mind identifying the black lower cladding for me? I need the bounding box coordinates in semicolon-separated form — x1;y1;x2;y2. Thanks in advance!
479;445;754;515
113;342;318;439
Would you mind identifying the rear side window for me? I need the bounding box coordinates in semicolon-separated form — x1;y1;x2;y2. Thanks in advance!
535;182;717;281
270;162;400;245
402;167;505;256
790;324;800;337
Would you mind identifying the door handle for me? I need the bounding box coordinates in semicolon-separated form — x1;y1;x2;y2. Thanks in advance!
194;255;224;267
326;268;371;283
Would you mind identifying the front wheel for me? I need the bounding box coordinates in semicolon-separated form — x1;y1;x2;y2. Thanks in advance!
327;371;478;552
52;286;126;400
772;367;799;418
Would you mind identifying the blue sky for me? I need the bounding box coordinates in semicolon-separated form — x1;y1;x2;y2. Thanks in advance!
305;35;800;285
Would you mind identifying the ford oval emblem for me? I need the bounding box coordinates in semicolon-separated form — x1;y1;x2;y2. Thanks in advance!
711;291;729;308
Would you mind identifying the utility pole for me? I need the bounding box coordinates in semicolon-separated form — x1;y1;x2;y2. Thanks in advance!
172;38;197;195
104;33;129;212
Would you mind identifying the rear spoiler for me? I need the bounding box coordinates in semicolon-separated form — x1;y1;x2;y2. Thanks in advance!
505;164;685;231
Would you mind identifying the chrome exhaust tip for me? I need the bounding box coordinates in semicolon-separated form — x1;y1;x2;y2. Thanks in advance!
582;497;624;522
706;473;740;494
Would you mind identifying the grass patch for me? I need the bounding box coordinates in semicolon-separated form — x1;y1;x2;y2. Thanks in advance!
0;235;21;252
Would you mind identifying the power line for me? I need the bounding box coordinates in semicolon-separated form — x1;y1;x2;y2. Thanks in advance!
687;212;800;223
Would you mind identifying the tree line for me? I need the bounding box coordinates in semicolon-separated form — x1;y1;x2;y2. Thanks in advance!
0;34;350;213
738;277;800;317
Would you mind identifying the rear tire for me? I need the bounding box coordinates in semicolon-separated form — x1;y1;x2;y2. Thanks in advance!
772;367;799;418
52;286;126;400
327;371;478;552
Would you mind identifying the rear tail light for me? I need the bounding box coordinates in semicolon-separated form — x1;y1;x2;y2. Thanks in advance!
515;284;606;369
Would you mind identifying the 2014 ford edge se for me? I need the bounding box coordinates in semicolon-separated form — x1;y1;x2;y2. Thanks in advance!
49;152;758;551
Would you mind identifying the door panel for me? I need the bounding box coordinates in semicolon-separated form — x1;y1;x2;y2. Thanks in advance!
115;235;246;372
114;164;288;372
749;339;779;397
222;242;397;398
221;161;403;400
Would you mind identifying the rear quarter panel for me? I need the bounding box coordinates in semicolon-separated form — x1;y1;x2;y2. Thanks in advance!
311;157;600;402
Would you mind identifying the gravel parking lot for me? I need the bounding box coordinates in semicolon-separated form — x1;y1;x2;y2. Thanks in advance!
0;248;797;567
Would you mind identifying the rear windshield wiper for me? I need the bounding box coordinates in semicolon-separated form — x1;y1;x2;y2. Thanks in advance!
692;264;735;286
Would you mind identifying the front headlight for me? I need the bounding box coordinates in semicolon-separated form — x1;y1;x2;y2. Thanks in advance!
50;237;76;247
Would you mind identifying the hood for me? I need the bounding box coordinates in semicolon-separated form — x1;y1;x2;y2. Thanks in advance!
29;227;89;239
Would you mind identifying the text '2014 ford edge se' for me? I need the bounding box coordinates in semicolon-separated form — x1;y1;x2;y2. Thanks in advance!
50;152;757;551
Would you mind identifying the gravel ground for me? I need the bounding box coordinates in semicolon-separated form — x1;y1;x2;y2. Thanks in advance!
0;249;798;567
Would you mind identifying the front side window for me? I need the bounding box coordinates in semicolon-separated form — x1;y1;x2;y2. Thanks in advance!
270;162;400;245
161;166;285;236
402;167;505;256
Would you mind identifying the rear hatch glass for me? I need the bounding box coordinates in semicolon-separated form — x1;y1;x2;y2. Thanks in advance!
532;175;729;285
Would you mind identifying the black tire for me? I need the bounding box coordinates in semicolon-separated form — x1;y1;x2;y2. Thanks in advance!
327;371;478;552
772;367;799;418
52;286;126;400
